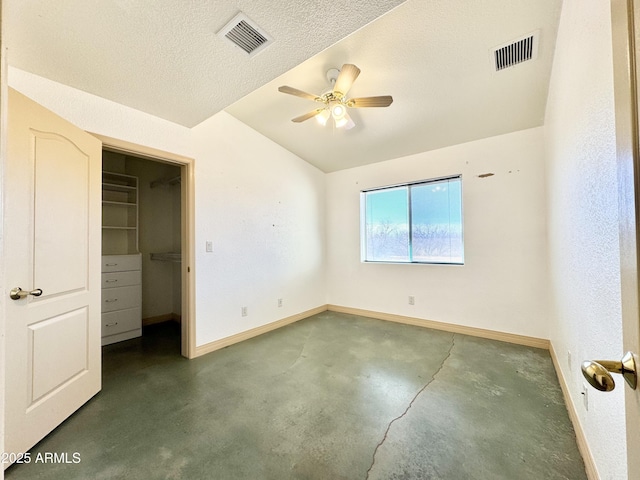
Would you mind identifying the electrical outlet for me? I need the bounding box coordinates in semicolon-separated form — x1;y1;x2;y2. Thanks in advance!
206;241;213;253
582;383;588;411
567;350;572;371
408;295;415;305
277;298;283;308
241;306;248;317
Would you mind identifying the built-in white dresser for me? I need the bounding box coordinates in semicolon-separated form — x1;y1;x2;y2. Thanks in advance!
102;170;141;345
101;254;142;345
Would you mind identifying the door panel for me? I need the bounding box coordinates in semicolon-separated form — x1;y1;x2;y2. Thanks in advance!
34;132;89;297
4;89;101;463
30;308;88;404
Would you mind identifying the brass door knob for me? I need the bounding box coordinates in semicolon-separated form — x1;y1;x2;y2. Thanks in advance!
581;351;637;392
9;287;43;300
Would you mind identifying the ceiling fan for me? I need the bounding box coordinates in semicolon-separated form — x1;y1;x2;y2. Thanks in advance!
278;64;393;130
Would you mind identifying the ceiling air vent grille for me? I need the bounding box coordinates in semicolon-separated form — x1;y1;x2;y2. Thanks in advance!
217;13;273;57
492;31;539;71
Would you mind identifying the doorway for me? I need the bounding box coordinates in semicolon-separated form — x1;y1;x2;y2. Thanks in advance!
97;135;195;358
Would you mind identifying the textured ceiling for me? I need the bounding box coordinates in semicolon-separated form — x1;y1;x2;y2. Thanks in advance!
7;0;563;173
5;0;406;127
226;0;564;172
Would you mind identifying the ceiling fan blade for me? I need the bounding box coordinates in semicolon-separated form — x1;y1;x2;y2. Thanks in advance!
292;108;326;123
347;96;394;108
333;64;361;96
278;86;320;102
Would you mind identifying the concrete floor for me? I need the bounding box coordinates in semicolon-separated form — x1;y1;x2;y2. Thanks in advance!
6;311;586;480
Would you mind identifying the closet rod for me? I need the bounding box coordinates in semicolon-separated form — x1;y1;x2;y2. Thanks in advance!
150;252;181;262
150;175;181;189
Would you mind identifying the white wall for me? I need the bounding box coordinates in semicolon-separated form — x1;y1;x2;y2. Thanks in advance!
191;112;326;345
8;67;192;157
544;0;627;478
326;127;549;339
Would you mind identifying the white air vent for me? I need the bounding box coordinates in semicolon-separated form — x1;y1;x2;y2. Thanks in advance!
492;31;539;72
217;13;273;57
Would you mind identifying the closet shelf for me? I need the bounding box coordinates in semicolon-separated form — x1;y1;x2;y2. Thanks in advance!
103;182;137;192
102;171;139;255
150;252;181;262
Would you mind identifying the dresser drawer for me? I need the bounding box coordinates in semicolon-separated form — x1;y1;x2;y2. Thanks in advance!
102;270;141;289
102;254;141;273
101;285;141;313
102;307;141;336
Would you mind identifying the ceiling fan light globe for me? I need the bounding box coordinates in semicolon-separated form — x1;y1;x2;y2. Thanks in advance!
316;109;330;126
334;116;349;128
344;114;356;130
331;102;346;119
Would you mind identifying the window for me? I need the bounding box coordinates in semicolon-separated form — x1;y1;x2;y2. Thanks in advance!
361;176;463;264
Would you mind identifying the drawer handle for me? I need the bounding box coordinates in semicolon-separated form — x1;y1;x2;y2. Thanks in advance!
105;280;118;283
105;322;118;327
105;263;118;267
105;299;118;303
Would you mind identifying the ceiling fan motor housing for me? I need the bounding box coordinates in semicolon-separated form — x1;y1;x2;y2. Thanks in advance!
326;68;341;85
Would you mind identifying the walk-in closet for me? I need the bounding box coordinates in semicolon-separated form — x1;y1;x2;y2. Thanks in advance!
101;150;182;347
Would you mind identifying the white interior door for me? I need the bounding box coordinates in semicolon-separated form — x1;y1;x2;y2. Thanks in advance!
625;3;640;475
4;88;101;464
611;1;640;477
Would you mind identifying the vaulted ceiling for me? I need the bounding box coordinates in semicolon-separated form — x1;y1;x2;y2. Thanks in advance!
6;0;563;172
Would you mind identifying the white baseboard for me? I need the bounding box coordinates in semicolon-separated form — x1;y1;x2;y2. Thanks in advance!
193;305;328;358
327;304;550;349
549;343;599;480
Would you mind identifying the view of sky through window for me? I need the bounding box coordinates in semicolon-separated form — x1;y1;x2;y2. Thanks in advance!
362;177;463;264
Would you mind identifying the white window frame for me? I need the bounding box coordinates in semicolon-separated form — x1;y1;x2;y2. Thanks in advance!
360;175;464;265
